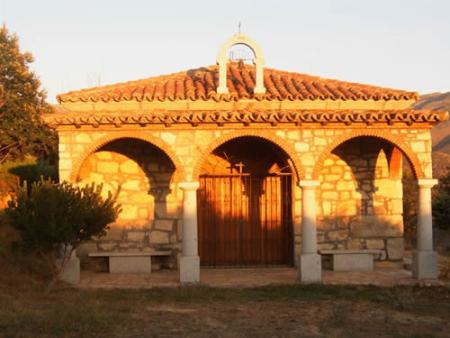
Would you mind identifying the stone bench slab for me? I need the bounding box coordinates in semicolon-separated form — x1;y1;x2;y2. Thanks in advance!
319;250;383;272
89;251;171;257
319;250;383;255
89;251;171;273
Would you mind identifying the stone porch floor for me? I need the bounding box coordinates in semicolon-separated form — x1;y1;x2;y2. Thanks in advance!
78;261;448;289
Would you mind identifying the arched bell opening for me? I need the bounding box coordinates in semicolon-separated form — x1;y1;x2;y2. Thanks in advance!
216;33;266;94
198;136;294;267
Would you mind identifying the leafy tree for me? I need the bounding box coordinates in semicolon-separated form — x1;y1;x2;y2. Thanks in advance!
0;25;56;163
5;179;121;280
433;167;450;230
0;84;5;108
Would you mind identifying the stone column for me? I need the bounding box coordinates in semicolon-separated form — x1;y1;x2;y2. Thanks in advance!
413;179;438;279
298;180;321;283
179;181;201;283
58;245;80;284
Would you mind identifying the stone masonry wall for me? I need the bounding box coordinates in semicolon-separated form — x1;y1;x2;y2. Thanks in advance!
58;126;433;268
58;127;432;182
76;138;181;269
317;138;404;260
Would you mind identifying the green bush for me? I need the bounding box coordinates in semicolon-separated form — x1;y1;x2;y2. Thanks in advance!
433;168;450;230
5;179;120;256
0;157;57;197
7;158;57;184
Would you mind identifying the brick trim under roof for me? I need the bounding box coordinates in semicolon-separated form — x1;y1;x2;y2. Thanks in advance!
57;62;418;104
45;109;448;128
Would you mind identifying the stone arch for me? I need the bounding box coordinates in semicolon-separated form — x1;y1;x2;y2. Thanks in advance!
70;133;185;182
192;130;303;181
216;33;265;94
311;130;425;180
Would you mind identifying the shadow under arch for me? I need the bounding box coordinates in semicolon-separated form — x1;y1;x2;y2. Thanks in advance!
328;137;402;216
192;130;304;182
314;133;422;257
70;133;185;183
77;138;179;228
311;130;425;180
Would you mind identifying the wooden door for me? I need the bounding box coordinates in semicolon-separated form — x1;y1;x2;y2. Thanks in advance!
198;174;293;267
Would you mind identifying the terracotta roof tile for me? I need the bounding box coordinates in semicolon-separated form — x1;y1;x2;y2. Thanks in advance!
57;62;418;103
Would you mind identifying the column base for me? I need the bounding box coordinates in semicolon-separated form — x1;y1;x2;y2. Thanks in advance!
180;255;200;284
58;257;80;284
299;253;322;283
412;251;438;280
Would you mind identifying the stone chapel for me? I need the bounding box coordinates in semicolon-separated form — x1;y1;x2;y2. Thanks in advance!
46;33;448;283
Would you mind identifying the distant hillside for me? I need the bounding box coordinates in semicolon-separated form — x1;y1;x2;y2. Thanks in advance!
414;92;450;177
415;92;450;150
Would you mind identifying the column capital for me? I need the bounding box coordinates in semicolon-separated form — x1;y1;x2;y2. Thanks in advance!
417;179;438;189
179;181;200;191
298;180;320;188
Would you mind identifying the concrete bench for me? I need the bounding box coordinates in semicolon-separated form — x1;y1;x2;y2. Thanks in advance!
319;249;383;272
89;251;171;273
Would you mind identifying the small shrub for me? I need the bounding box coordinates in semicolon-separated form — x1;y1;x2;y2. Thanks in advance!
8;157;57;184
5;179;120;275
0;157;57;209
433;167;450;230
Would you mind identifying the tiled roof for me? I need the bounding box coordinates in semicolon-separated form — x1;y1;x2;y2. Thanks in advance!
57;62;418;103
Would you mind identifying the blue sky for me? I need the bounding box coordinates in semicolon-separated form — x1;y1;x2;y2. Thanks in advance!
1;0;449;102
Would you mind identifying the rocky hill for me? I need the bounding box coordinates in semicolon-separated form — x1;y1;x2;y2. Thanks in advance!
414;92;450;177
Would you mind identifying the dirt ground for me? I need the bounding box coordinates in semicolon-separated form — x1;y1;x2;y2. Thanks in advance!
1;220;449;338
1;284;449;338
121;297;450;338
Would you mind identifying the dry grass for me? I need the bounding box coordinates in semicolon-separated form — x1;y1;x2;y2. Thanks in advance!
0;274;449;337
1;214;450;337
0;214;53;290
439;255;450;281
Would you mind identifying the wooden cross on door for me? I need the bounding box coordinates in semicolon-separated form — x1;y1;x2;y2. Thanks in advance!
227;161;245;174
235;162;245;174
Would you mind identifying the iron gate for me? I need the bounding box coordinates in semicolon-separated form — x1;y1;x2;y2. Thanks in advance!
197;173;293;267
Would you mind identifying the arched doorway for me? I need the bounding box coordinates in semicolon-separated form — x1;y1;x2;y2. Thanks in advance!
198;136;294;267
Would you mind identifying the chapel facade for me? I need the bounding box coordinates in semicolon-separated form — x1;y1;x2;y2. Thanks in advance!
46;34;448;283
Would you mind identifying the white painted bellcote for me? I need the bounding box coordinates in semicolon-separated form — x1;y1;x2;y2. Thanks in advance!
216;33;266;95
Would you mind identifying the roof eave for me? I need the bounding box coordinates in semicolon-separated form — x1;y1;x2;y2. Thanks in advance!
57;98;417;113
43;109;448;129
